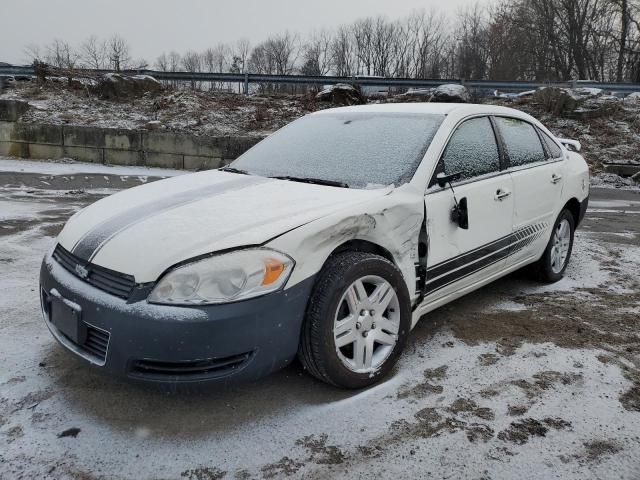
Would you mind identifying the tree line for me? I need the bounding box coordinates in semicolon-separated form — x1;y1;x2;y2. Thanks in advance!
25;0;640;84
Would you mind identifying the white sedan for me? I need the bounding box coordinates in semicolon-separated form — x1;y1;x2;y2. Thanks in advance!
40;103;590;389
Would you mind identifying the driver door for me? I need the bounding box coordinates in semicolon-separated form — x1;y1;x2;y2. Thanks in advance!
423;116;514;301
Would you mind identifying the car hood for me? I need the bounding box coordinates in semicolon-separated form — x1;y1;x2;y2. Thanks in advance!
57;170;390;283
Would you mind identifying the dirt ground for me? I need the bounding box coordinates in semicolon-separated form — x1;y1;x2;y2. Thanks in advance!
0;159;639;480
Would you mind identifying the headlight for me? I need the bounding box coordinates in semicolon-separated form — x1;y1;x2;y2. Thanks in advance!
148;249;294;305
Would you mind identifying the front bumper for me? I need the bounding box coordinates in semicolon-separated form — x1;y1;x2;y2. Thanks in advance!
39;252;314;387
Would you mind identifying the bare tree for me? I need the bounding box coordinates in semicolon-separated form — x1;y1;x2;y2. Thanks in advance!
18;2;640;86
168;51;181;71
182;50;202;89
301;30;334;76
248;43;270;74
353;18;374;75
202;44;229;90
156;52;169;71
613;0;631;80
266;32;300;75
80;35;107;69
234;38;251;73
454;4;490;80
203;48;215;73
230;39;251;92
107;34;131;72
202;48;216;90
332;25;356;76
24;44;44;64
409;10;449;78
369;16;396;76
155;52;170;86
42;39;79;70
168;51;182;87
249;32;299;92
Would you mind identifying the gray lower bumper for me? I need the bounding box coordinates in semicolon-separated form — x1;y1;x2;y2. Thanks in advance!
39;252;314;387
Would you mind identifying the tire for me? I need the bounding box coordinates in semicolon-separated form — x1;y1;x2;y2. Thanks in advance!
532;209;575;283
298;251;411;389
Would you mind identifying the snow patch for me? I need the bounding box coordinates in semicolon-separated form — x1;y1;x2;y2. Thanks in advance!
589;199;640;208
0;200;59;221
590;173;639;191
485;299;529;312
0;157;185;177
526;232;640;295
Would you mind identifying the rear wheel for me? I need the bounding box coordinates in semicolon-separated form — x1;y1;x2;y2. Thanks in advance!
533;209;575;283
298;251;411;389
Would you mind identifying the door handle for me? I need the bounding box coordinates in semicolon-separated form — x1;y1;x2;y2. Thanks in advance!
551;174;563;184
494;189;511;201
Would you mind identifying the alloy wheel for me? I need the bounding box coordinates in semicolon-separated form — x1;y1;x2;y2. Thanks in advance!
333;275;401;373
550;219;571;274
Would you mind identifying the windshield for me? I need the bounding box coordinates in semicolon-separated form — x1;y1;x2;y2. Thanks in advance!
229;112;444;189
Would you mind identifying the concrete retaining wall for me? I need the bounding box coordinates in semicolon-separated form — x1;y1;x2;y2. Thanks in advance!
603;162;640;177
0;100;262;170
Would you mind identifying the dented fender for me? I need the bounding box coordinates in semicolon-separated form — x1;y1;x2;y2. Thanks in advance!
267;183;425;303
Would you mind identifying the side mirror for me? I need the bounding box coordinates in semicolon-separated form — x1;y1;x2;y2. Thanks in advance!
451;197;469;230
436;171;462;188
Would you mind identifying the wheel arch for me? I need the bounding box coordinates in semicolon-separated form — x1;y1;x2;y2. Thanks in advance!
562;197;581;227
327;239;396;265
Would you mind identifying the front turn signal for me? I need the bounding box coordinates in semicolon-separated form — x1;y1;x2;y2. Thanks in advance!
262;258;286;286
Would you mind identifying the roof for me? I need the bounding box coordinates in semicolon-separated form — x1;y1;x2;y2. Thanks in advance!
314;102;531;118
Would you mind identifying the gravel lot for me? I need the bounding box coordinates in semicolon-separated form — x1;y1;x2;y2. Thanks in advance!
1;158;639;480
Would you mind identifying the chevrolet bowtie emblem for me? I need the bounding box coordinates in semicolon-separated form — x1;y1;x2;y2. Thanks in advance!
75;264;89;279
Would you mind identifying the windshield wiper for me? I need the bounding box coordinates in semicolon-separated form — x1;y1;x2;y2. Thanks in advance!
219;167;250;175
270;175;349;188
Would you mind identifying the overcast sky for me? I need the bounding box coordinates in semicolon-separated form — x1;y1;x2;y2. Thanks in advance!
0;0;480;65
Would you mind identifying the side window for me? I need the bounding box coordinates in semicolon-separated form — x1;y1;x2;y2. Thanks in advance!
494;117;546;167
539;130;563;159
440;117;501;181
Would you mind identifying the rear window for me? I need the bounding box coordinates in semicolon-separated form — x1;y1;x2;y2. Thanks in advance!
494;117;546;167
540;130;563;159
231;112;444;189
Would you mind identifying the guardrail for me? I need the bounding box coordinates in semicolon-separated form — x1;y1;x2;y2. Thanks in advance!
2;65;640;93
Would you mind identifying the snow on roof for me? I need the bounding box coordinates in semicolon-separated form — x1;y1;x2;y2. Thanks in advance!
313;102;532;119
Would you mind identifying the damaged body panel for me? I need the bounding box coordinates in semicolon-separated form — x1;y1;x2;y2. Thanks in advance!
268;185;425;303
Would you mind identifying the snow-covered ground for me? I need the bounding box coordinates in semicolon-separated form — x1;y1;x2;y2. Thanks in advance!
0;159;639;479
1;82;314;137
0;158;185;177
591;172;640;190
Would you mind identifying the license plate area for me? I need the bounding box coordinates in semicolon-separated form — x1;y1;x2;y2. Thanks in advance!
48;291;86;345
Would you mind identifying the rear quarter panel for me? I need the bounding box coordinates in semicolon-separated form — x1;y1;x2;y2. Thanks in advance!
560;151;590;206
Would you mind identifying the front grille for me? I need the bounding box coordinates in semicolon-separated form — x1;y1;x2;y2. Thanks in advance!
130;352;253;380
56;325;110;364
83;326;110;361
58;325;110;365
53;244;135;299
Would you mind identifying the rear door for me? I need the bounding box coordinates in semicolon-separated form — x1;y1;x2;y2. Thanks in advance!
493;117;565;265
423;116;514;300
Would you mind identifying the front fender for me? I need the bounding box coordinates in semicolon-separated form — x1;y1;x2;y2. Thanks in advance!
267;185;424;303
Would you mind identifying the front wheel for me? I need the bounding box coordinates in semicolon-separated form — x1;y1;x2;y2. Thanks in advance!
298;251;411;389
533;209;575;283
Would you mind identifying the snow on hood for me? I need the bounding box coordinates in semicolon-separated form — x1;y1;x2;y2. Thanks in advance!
56;170;389;283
